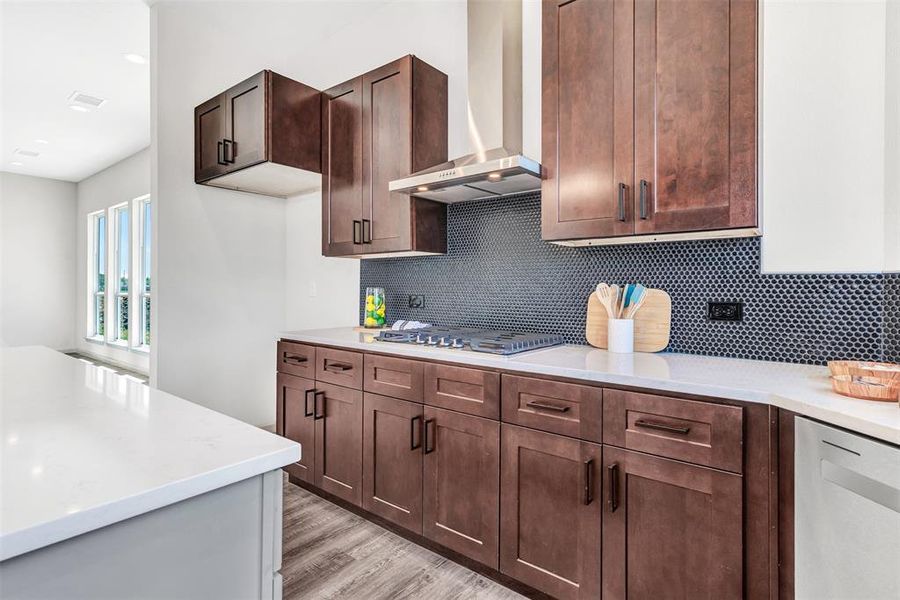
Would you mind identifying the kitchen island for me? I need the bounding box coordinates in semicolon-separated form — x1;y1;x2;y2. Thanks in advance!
0;346;299;599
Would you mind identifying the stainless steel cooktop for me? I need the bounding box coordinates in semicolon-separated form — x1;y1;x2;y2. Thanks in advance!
375;326;564;355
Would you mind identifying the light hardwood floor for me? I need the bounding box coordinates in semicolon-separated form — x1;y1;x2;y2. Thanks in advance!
281;479;526;600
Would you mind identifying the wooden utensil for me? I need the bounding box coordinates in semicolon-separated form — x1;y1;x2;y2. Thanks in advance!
595;283;615;319
586;288;672;352
624;286;648;319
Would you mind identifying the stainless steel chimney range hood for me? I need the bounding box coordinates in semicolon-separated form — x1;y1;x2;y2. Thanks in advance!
389;0;541;203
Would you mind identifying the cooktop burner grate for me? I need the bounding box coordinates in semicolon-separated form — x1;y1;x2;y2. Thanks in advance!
375;326;564;355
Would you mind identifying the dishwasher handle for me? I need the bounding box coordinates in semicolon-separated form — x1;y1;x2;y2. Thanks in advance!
821;459;900;514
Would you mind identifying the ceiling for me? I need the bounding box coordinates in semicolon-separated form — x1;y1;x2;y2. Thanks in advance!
0;0;150;182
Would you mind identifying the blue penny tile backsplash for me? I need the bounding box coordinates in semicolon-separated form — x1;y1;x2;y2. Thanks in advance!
359;192;890;366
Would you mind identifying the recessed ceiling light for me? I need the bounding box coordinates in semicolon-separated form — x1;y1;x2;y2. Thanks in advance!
417;186;429;192
69;104;90;112
10;161;23;167
124;53;147;65
34;139;49;145
487;173;502;180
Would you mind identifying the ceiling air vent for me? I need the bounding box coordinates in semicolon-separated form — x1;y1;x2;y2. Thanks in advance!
14;148;40;158
68;91;106;110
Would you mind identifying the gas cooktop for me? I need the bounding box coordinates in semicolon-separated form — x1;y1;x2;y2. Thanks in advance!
375;326;564;355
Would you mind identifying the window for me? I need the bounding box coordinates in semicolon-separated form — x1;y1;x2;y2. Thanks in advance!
86;196;151;350
137;196;151;347
113;204;130;343
89;212;106;337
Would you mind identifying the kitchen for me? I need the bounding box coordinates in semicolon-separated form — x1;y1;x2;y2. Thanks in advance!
1;0;899;599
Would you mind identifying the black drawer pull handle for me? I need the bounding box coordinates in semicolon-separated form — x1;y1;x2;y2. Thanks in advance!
217;141;227;166
410;415;422;450
362;219;372;244
634;419;691;435
352;220;362;244
583;459;594;505
324;362;353;373
313;391;325;420
303;389;316;418
608;463;619;512
525;400;570;413
617;182;627;222
423;419;436;454
223;138;236;163
283;355;308;365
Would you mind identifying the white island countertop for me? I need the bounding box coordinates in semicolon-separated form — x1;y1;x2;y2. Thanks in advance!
0;347;299;562
280;327;900;445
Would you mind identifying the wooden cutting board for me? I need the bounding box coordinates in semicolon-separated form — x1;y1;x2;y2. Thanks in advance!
585;289;672;352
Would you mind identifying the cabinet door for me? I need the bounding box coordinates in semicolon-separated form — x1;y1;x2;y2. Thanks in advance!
314;382;363;506
361;57;413;253
602;446;743;599
277;373;316;484
322;77;364;256
422;406;500;569
194;92;228;183
633;0;757;234
541;0;634;241
362;393;424;533
500;425;602;600
224;71;267;173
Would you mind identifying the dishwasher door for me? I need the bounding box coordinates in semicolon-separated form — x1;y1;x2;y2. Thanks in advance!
795;417;900;600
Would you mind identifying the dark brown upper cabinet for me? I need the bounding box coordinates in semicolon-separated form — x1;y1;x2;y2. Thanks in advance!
541;0;757;243
194;70;321;199
322;56;448;258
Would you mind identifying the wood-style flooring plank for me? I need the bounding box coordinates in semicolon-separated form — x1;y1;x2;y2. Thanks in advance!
282;477;525;600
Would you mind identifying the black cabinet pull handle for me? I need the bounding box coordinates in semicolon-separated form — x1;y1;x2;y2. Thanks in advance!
313;391;325;420
410;415;422;450
423;419;436;454
362;219;372;244
639;179;649;220
583;459;594;505
304;389;316;418
283;354;308;366
608;463;619;512
634;419;691;435
223;138;236;164
525;400;570;413
324;362;353;373
217;141;228;166
617;183;627;222
352;220;362;244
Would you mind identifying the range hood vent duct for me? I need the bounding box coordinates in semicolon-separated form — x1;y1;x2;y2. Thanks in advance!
389;0;541;203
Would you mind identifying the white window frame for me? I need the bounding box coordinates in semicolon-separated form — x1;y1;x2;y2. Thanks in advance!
84;195;151;352
86;210;107;341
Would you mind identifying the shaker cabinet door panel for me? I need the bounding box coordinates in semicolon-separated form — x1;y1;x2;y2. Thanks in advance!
633;0;757;234
194;93;228;183
322;78;364;256
541;0;634;241
362;394;424;533
277;373;316;484
422;407;500;569
500;425;602;600
602;446;743;599
314;382;363;506
226;71;267;172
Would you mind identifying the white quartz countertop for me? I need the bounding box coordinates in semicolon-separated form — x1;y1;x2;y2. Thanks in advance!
0;347;299;562
280;327;900;445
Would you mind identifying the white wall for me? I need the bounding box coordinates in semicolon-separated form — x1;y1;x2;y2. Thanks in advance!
0;173;77;350
761;0;893;273
885;0;900;272
74;148;150;372
152;1;468;426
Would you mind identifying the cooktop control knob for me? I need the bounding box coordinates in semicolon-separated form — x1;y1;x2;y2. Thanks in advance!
438;336;452;347
415;333;427;344
451;337;465;349
427;335;439;345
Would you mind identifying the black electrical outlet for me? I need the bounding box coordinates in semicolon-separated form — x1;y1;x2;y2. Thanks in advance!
408;294;425;309
708;301;743;322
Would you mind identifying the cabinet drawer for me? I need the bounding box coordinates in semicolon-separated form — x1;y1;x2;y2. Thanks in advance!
501;375;602;443
364;355;424;402
603;390;743;473
315;347;363;389
276;341;315;379
424;364;500;419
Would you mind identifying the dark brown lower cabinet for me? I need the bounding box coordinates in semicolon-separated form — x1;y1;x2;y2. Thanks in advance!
276;373;316;484
423;406;500;569
314;382;363;506
602;446;743;599
362;393;424;533
500;424;602;600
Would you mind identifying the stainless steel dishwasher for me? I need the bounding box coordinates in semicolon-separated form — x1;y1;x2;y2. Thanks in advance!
795;417;900;599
